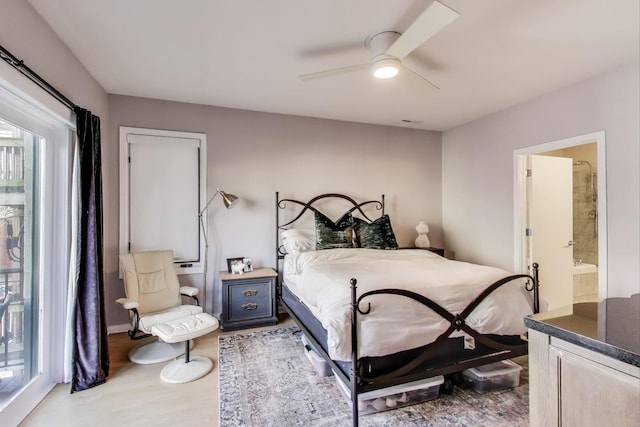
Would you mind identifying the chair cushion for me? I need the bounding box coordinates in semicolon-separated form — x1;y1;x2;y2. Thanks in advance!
138;305;203;334
151;313;219;343
137;269;169;294
120;250;182;314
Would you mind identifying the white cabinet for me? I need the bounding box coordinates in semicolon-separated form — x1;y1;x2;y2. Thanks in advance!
528;329;640;427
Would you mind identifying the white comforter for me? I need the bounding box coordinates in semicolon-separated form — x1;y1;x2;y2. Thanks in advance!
284;248;534;361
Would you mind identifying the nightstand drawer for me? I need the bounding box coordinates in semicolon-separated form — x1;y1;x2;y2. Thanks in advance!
228;281;272;320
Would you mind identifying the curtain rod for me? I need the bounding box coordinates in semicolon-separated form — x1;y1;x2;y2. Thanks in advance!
0;44;77;111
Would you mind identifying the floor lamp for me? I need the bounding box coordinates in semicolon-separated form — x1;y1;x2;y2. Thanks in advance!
198;188;239;313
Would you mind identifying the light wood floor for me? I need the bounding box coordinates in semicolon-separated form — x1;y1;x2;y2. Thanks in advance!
20;318;295;427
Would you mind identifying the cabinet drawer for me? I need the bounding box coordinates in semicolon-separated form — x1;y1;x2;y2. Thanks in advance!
228;280;273;320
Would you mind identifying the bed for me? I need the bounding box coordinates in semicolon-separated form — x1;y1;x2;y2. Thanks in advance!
275;192;540;426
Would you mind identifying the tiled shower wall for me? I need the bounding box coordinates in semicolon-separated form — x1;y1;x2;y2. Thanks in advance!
573;168;598;265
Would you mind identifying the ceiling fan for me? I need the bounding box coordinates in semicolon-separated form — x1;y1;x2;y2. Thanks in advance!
298;1;460;90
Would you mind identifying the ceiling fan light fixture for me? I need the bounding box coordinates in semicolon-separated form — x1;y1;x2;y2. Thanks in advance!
372;58;399;79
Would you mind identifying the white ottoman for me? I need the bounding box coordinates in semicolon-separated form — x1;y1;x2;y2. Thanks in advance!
151;313;219;384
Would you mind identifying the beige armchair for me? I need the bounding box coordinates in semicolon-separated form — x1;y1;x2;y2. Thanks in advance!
117;251;218;376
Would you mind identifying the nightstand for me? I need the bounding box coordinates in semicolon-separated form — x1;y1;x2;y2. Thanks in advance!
424;247;445;257
220;268;278;331
400;247;445;257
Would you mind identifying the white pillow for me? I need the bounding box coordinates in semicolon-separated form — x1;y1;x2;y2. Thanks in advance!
281;229;316;254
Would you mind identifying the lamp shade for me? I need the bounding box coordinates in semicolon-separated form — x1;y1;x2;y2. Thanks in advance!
220;190;239;209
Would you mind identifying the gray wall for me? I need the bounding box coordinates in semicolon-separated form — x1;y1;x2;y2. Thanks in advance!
108;95;443;323
442;61;640;298
1;0;108;121
1;1;113;309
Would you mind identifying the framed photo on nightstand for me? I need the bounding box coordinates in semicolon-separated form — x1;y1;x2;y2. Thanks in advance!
226;257;244;273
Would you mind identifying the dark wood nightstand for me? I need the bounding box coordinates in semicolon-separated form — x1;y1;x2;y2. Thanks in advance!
400;247;445;257
220;268;278;331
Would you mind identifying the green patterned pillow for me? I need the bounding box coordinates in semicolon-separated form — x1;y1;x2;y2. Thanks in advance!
315;211;354;250
354;215;398;250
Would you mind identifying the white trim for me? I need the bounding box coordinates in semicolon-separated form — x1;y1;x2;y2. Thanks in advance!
515;155;529;273
513;131;607;300
0;59;74;129
39;124;72;386
63;139;79;383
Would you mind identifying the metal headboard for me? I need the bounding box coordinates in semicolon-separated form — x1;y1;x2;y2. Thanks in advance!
275;192;385;265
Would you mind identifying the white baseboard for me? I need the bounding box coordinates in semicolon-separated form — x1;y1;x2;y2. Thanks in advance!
108;323;131;335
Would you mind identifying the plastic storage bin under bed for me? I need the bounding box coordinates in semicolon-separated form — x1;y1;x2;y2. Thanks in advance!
301;334;332;377
462;359;522;393
335;373;444;415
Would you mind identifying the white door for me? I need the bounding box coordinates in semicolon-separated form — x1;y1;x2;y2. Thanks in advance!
529;155;574;310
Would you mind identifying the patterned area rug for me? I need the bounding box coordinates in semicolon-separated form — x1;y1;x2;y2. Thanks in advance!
218;327;529;426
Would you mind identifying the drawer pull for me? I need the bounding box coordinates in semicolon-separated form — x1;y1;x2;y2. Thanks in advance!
242;303;258;311
242;289;258;297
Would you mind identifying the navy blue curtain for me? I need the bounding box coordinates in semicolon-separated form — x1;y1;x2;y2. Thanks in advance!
71;107;109;392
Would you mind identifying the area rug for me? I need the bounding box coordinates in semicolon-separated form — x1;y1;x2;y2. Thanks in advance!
218;327;528;426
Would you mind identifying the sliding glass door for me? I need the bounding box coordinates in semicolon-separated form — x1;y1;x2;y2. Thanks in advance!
0;83;72;425
0;119;38;408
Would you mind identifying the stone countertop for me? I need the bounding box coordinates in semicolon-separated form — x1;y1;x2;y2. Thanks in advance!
524;293;640;367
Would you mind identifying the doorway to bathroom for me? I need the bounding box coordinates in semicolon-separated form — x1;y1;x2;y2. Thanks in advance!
514;131;607;310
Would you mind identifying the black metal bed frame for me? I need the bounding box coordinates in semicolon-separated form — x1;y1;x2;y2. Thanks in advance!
275;192;540;427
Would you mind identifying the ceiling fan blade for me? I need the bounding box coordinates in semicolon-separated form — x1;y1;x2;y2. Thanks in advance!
298;41;364;58
401;64;440;91
386;0;459;60
298;64;368;81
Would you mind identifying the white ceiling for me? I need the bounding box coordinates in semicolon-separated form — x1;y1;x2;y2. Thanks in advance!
28;0;639;131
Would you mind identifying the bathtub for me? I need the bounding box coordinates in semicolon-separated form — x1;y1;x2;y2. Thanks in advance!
572;263;598;303
572;263;598;275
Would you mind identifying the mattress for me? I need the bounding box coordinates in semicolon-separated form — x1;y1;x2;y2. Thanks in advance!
284;248;534;361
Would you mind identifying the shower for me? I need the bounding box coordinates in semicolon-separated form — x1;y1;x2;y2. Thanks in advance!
573;160;598;234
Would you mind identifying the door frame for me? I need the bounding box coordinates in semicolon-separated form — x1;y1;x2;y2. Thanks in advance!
513;131;608;301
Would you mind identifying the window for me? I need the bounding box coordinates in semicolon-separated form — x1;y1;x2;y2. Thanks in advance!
0;119;38;406
0;73;73;425
119;126;207;275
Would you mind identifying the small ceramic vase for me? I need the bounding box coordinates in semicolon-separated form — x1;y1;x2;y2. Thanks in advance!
415;221;431;248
